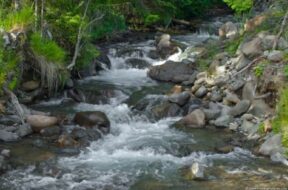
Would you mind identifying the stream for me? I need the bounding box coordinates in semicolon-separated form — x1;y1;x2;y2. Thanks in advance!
1;24;288;190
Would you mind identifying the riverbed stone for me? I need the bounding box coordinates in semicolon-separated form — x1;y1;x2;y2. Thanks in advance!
228;100;251;117
74;111;110;134
224;92;240;105
125;58;150;69
40;126;61;137
16;123;33;137
21;80;40;92
241;37;263;58
219;21;238;40
259;134;283;156
266;50;284;62
168;91;190;106
27;115;58;132
214;115;233;128
195;86;207;98
148;61;196;83
189;162;206;180
203;108;221;121
178;109;205;128
0;130;19;141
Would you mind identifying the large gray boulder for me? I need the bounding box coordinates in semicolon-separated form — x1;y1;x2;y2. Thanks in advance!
259;134;283;156
241;37;263;59
148;61;196;83
168;91;191;106
26;115;58;132
228;100;251;117
214;115;233;128
177;109;205;128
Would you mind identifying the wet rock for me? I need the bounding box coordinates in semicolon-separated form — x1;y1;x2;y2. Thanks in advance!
151;102;183;120
1;149;10;157
74;111;110;134
57;134;78;147
16;123;33;137
182;73;197;86
266;50;284;62
168;91;190;106
148;61;196;83
71;127;101;145
26;115;58;132
270;152;288;166
156;34;178;59
215;145;234;153
259;134;283;156
178;109;205;128
189;162;206;180
228;100;251;117
241;37;263;59
0;130;19;141
214;115;233;128
21;80;40;92
40;126;61;137
195;86;207;98
125;58;150;69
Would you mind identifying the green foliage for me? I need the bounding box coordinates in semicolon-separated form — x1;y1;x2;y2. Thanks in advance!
91;12;126;40
225;35;243;55
0;6;34;30
76;43;100;69
0;42;21;91
30;33;66;64
144;14;160;26
272;88;288;148
253;60;269;78
223;0;253;13
258;122;265;134
284;64;288;78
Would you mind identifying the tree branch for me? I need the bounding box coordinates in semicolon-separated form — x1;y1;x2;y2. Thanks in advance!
273;9;288;50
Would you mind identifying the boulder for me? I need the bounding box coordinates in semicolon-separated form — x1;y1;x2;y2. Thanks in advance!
214;115;233;128
228;100;251;117
242;82;255;101
148;61;196;83
151;102;183;120
235;53;250;71
266;50;284;62
74;111;110;134
40;126;61;137
16;123;33;137
203;108;221;121
258;33;288;50
26;115;58;132
224;92;240;105
259;134;283;156
0;130;19;142
244;15;267;32
178;109;205;128
21;80;40;92
156;34;178;58
195;86;207;98
125;58;150;69
189;162;206;180
219;22;238;40
241;37;263;58
168;91;190;106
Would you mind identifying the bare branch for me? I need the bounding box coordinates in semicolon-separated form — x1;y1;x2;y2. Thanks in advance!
273;9;288;50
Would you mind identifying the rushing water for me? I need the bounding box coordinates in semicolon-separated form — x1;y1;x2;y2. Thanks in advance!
1;31;288;190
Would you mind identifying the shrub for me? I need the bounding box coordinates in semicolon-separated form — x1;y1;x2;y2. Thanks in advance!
0;6;34;31
30;33;66;64
223;0;253;13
